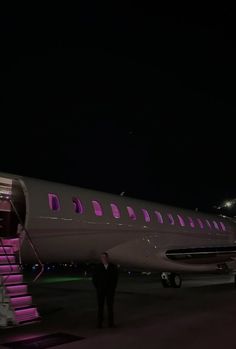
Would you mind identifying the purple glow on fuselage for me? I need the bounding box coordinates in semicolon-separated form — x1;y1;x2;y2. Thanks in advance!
127;206;136;220
142;209;151;222
155;211;163;224
111;203;120;218
92;200;103;216
43;192;230;236
177;214;185;227
48;193;60;211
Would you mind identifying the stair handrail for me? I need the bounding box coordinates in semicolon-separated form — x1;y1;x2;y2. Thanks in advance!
10;200;44;282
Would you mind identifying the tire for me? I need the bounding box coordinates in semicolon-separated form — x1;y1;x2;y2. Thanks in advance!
161;278;171;288
170;273;182;288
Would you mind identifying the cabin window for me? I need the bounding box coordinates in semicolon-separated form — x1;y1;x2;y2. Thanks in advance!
111;203;120;219
48;193;60;212
188;217;195;228
206;219;212;229
197;218;204;229
155;211;163;224
219;222;226;231
72;197;83;214
177;214;185;227
142;209;151;222
92;200;103;216
213;221;219;230
167;213;175;225
127;206;136;220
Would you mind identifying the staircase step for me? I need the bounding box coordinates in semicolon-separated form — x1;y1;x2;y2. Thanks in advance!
17;317;41;326
0;265;20;274
1;274;23;285
0;238;40;328
5;284;28;296
10;295;32;309
14;307;40;324
0;255;16;264
0;246;14;255
0;238;20;253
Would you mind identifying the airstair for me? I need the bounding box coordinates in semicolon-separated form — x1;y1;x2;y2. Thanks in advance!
0;237;41;327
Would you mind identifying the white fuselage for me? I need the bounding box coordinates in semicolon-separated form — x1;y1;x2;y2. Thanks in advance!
0;172;236;273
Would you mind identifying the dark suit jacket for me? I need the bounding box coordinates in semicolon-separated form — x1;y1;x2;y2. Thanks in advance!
92;263;118;293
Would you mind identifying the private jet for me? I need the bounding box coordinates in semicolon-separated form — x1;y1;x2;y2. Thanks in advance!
0;172;236;326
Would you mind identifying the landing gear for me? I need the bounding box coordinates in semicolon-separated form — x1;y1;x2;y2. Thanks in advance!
160;272;182;288
160;272;171;288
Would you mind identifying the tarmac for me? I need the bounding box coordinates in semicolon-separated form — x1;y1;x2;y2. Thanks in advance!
1;271;236;348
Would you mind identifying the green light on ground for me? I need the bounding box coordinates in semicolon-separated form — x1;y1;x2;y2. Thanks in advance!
40;276;92;284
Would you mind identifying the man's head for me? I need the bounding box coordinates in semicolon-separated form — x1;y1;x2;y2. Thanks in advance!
101;252;109;265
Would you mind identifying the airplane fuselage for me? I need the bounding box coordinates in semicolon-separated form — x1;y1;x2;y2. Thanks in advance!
0;172;235;273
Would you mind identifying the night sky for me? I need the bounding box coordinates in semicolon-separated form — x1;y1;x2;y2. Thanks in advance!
1;5;235;214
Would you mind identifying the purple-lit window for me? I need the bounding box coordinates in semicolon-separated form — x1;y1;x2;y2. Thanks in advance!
111;203;120;219
142;209;151;222
167;213;175;225
177;214;185;227
48;193;60;211
213;221;219;230
206;220;212;229
155;211;163;224
92;200;103;216
127;206;136;220
188;217;195;228
197;218;204;229
72;197;83;214
219;221;226;232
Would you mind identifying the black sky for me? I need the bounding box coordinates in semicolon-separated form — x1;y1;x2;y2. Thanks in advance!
1;4;236;213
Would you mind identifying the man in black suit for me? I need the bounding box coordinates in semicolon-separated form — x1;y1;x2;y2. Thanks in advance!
92;252;118;328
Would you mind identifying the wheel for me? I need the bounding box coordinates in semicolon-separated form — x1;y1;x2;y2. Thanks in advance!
161;278;171;288
170;273;182;288
160;272;171;288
